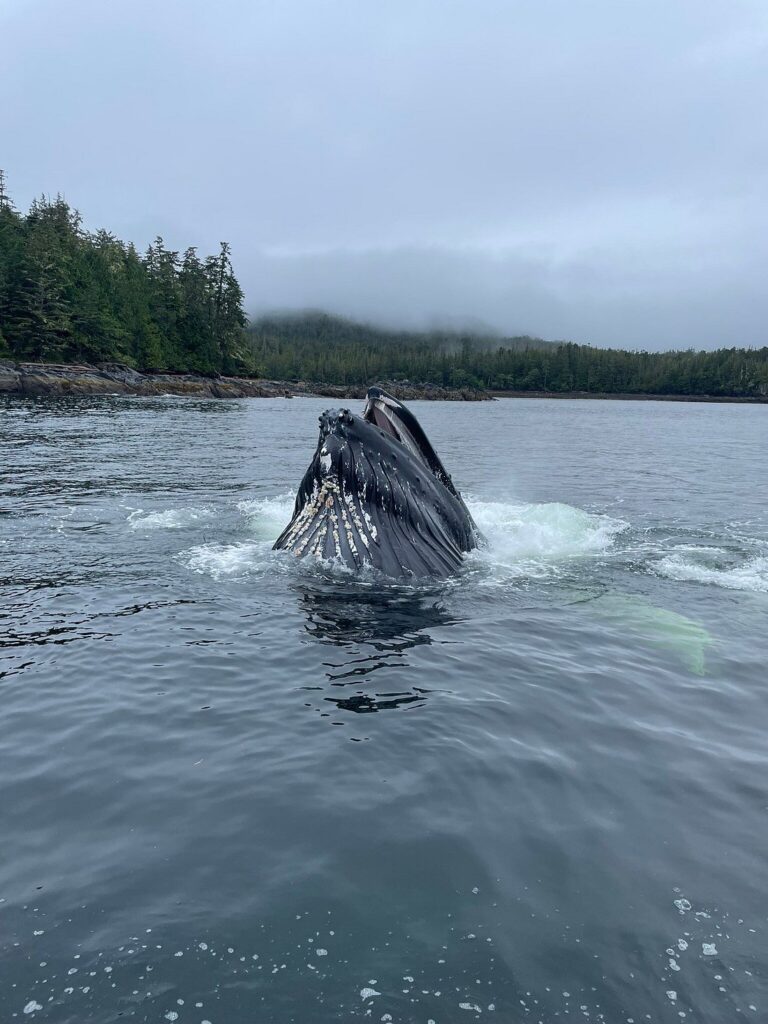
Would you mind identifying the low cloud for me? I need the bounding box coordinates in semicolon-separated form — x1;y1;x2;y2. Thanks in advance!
3;0;767;349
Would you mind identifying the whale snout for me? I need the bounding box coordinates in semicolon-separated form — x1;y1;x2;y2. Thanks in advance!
316;409;357;481
319;408;354;441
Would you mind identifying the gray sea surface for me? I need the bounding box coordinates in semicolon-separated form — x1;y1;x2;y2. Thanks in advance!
1;394;766;1023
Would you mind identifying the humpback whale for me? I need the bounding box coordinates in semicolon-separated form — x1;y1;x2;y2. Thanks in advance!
273;387;483;578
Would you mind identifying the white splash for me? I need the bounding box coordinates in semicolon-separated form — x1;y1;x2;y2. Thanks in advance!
655;552;768;593
236;494;295;540
181;542;272;579
466;499;627;580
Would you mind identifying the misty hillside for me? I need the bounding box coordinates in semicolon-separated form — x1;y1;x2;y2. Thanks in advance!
249;311;556;352
248;311;557;385
247;312;768;398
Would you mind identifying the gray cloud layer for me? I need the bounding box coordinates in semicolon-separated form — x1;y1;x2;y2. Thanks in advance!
3;0;767;348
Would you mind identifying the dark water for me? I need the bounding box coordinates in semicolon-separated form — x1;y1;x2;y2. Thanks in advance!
1;394;766;1024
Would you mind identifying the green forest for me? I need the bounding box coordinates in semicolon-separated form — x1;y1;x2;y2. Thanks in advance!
0;172;252;374
250;314;768;398
2;172;767;397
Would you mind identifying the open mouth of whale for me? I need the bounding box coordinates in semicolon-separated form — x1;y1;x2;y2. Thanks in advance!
363;390;415;451
273;387;482;578
362;386;462;499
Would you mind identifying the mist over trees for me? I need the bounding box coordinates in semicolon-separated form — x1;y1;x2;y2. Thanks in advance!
250;313;768;398
1;173;766;398
0;172;251;374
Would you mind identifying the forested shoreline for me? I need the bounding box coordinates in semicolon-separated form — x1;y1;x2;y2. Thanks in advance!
0;172;252;375
249;314;768;398
2;173;767;399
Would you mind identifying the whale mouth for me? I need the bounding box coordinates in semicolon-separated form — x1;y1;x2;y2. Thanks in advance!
362;388;427;467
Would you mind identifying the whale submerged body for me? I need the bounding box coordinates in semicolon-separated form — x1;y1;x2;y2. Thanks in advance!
273;387;483;578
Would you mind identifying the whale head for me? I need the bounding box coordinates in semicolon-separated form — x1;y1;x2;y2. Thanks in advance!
273;388;482;578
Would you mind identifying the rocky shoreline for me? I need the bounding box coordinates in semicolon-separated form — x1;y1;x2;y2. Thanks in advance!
2;362;764;404
0;361;488;402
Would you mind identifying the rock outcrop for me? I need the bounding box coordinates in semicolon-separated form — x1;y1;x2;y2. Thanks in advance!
0;361;489;401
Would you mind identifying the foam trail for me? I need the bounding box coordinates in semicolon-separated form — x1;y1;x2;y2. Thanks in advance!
655;553;768;593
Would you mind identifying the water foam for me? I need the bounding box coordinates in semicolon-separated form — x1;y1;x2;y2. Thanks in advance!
467;499;628;579
655;552;768;593
177;496;296;581
181;541;273;579
236;495;295;540
128;507;216;530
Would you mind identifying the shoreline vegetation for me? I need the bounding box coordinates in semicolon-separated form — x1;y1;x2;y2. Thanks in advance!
1;172;767;403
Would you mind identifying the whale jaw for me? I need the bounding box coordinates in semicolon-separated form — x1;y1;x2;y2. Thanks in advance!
273;396;480;579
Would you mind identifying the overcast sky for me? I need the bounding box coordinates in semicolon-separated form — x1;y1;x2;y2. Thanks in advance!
3;0;767;349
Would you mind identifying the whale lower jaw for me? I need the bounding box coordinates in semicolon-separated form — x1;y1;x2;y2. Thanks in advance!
274;477;465;578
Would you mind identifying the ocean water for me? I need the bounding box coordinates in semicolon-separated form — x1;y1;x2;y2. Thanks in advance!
1;394;766;1024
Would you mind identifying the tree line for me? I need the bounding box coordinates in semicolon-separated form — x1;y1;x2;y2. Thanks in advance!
250;313;768;398
0;171;251;375
2;172;766;397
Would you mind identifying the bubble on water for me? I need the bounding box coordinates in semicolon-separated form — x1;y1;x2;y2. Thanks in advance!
674;899;692;913
702;943;718;956
128;507;217;530
23;1001;43;1015
360;987;381;999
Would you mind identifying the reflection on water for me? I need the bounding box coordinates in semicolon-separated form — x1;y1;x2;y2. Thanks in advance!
297;583;459;647
297;584;458;715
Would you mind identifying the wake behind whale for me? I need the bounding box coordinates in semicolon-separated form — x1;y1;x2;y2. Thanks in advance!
273;387;483;577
